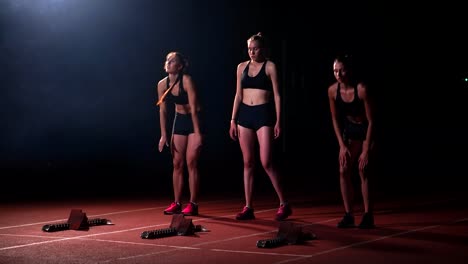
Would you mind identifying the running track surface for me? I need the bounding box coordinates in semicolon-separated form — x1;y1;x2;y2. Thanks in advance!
1;192;467;264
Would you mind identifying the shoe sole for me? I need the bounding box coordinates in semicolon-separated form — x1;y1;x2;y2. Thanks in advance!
182;212;198;216
275;212;292;221
276;210;292;220
163;211;181;215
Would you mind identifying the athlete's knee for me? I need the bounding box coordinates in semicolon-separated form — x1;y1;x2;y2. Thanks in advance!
173;158;185;170
186;158;198;170
243;158;255;169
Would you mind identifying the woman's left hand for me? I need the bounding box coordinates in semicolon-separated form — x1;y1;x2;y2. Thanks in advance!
193;133;203;149
358;151;369;171
274;123;281;139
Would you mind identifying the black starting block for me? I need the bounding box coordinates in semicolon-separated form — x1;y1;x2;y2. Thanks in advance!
141;214;207;239
42;209;113;232
256;222;317;248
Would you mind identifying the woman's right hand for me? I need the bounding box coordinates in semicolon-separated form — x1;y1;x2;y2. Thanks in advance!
229;120;238;141
339;145;350;169
158;135;168;152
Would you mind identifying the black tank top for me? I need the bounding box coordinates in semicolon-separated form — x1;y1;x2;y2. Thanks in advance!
241;61;273;91
336;83;365;117
165;75;188;105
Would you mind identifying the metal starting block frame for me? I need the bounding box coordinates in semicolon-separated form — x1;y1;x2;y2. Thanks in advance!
42;209;113;232
141;214;207;239
256;222;317;248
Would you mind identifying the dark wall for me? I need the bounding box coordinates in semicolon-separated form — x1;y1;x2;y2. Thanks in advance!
1;0;466;201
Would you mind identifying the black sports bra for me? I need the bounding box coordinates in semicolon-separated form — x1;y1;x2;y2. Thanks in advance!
165;75;188;105
241;61;273;91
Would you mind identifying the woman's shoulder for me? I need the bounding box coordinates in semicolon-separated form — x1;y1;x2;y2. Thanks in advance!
265;59;276;66
356;81;369;94
328;82;338;91
157;76;168;87
182;73;193;82
356;81;367;90
237;60;249;69
264;60;277;70
327;82;339;97
356;81;370;99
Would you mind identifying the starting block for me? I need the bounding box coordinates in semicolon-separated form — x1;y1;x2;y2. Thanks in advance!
42;209;113;232
141;214;207;239
256;222;317;248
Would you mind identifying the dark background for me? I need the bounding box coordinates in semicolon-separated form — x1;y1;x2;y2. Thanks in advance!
1;0;466;201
